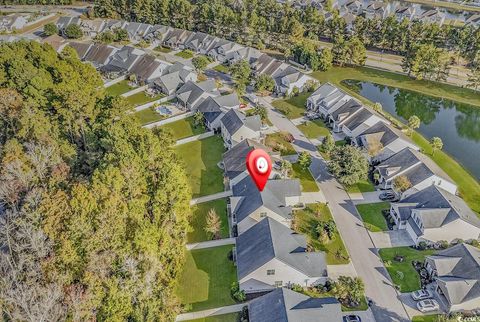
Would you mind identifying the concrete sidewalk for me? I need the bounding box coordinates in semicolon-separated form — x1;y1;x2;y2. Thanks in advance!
186;237;236;250
175;303;246;321
190;190;232;205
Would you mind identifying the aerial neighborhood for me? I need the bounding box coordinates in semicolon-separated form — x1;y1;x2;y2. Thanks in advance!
0;0;479;321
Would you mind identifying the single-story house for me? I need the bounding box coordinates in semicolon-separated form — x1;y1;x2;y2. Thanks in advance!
419;9;446;25
425;243;480;312
0;14;29;32
42;34;69;52
80;19;106;37
197;93;240;131
66;41;93;60
274;66;313;96
222;139;280;188
236;217;328;294
162;28;193;49
466;14;480;28
364;1;391;19
306;83;352;118
355;121;419;162
99;46;145;76
374;147;457;195
124;22;152;42
153;62;197;95
327;98;363;132
83;43;118;68
231;176;301;234
248;288;343;322
220;109;262;149
56;16;80;34
390;185;480;244
175;79;220;110
228;46;262;66
142;24;173;46
129;54;166;84
395;5;418;21
340;107;384;138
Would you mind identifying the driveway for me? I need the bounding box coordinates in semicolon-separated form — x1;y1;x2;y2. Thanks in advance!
260;96;411;322
350;191;386;204
370;230;415;248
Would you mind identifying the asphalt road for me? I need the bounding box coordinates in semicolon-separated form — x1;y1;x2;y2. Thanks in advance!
260;96;411;322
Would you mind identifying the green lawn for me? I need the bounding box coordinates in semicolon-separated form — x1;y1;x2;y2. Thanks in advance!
175;50;194;59
355;202;390;232
105;80;133;96
213;64;230;74
301;288;368;311
346;180;375;194
264;132;297;156
186;313;239;322
154;46;172;53
379;247;436;292
271;92;310;119
412;315;441;322
176;245;237;312
126;92;164;107
297;119;330;139
175;136;225;198
293;203;349;265
311;66;480;216
188;199;229;243
161;116;205;140
291;163;319;192
134;107;165;125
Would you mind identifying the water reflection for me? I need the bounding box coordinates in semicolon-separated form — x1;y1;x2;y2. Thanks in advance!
343;80;480;179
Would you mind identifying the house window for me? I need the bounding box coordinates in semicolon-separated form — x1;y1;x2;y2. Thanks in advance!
260;212;267;218
267;269;275;275
274;281;283;287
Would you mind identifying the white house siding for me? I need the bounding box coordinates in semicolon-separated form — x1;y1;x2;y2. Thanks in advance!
449;298;480;313
405;222;419;243
420;220;480;244
407;176;457;196
286;75;312;95
231;127;260;147
237;206;291;235
240;258;326;294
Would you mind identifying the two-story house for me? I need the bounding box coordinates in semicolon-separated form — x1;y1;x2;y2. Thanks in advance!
220;109;262;149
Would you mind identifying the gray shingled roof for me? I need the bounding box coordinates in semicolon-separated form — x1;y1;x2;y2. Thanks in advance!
129;54;160;82
249;288;342;322
330;99;362;122
197;96;222;123
176;79;218;107
220;109;261;136
392;185;480;232
213;93;240;109
341;108;373;132
83;43;116;66
100;46;143;73
236;217;328;280
232;176;300;223
222;139;275;180
359;121;400;147
426;244;480;305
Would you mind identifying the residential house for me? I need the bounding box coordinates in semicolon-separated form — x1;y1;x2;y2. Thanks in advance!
306;83;351;118
374;147;457;195
344;0;363;15
213;93;240;110
274;66;313;96
340;107;384;138
153;62;197;95
228;47;263;66
0;14;28;32
162;28;193;49
395;5;418;21
124;22;152;42
425;243;480;312
355;121;419;162
222;139;280;188
220;109;262;149
364;1;391;19
100;19;127;33
129;54;167;84
183;32;217;53
42;34;69;52
207;40;244;63
176;79;220;110
466;14;480;28
327;99;363;132
83;43;117;68
341;12;357;33
390;186;480;244
80;19;106;37
99;46;145;77
248;288;343;322
56;16;80;35
143;24;173;46
419;9;446;25
231;176;301;234
197;97;225;132
236;217;328;294
67;41;93;60
251;54;279;77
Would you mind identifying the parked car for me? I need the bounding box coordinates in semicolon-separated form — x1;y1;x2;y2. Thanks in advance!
343;315;361;322
379;192;398;201
411;289;433;301
416;299;440;313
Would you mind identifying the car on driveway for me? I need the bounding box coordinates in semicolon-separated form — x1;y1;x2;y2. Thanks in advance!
343;315;361;322
379;191;398;201
411;289;433;301
416;299;440;312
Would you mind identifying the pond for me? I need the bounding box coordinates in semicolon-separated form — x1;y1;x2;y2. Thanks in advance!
343;80;480;180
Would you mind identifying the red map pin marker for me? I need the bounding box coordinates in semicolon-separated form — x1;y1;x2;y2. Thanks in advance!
246;149;272;191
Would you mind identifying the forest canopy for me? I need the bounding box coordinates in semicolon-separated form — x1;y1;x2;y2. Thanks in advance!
0;41;191;321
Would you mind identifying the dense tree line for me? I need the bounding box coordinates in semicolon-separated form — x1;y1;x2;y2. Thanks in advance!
0;0;73;4
93;0;479;67
0;41;191;321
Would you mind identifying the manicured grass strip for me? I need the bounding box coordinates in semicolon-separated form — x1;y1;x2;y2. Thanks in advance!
213;64;229;74
154;46;172;53
311;66;480;109
188;199;229;243
272;92;310;119
105;80;133;96
411;132;480;214
294;204;349;265
126;92;164;107
297;119;330;139
412;315;441;322
379;247;435;292
175;136;225;198
292;163;319;192
175;50;194;59
176;245;237;312
346;179;375;193
187;313;239;322
355;202;390;232
161;116;205;140
134;107;165;125
264;132;296;156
